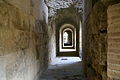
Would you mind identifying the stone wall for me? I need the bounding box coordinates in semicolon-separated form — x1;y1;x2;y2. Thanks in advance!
83;1;107;80
107;3;120;80
48;19;56;64
83;0;107;80
0;0;48;80
83;0;120;80
45;0;83;17
82;0;93;76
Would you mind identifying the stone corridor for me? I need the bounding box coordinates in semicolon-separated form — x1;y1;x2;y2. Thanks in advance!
0;0;120;80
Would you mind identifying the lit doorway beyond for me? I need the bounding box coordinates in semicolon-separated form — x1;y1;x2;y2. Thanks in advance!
59;24;76;52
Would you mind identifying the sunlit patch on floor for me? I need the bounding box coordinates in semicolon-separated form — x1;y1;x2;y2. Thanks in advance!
39;57;85;80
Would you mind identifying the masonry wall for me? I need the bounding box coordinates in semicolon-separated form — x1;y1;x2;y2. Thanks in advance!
48;19;56;64
0;0;48;80
82;0;93;76
107;3;120;80
83;0;108;80
83;0;120;80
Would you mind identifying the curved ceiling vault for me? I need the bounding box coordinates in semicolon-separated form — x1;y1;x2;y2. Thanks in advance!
45;0;83;17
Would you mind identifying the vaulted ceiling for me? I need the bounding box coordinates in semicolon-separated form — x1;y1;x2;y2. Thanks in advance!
45;0;83;17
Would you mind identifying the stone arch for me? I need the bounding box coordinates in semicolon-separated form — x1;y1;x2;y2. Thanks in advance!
59;24;76;52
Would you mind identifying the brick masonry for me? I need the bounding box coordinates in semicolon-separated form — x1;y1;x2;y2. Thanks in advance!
107;3;120;80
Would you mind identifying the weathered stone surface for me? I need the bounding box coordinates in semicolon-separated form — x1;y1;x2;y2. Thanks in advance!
0;0;49;80
83;0;108;80
107;3;120;80
83;0;120;80
45;0;83;17
1;0;120;80
48;20;56;64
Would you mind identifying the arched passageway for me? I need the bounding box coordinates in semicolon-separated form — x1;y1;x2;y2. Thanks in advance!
0;0;120;80
40;1;84;80
59;24;77;55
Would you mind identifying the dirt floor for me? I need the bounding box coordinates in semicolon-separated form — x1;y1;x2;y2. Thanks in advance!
39;57;85;80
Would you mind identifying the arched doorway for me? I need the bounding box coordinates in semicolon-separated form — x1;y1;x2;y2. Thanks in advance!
63;29;73;47
57;24;79;56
